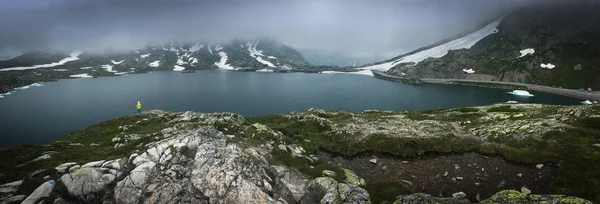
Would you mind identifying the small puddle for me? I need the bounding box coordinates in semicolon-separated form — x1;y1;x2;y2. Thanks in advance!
318;151;557;201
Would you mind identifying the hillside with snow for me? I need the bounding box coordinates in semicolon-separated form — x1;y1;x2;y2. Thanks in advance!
372;1;600;90
0;38;310;93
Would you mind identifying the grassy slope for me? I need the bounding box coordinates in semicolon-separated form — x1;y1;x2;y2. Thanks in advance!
248;106;600;203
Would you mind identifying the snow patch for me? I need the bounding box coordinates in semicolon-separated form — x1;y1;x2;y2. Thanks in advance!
149;61;160;67
114;72;128;75
247;41;264;57
102;64;116;72
53;69;68;72
176;58;187;65
540;63;556;69
256;69;274;72
173;65;185;71
214;52;235;70
256;57;275;67
215;45;223;51
462;68;475;74
70;74;93;78
508;90;534;97
362;17;503;71
0;51;83;71
247;41;275;67
111;60;124;65
140;54;151;58
581;100;593;105
267;56;277;59
80;67;93;70
518;48;535;58
188;43;204;53
189;57;198;64
208;45;213;55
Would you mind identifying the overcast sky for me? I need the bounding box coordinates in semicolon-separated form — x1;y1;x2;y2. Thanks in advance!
0;0;541;58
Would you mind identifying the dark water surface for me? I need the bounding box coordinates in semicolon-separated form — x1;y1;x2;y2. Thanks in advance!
0;70;581;147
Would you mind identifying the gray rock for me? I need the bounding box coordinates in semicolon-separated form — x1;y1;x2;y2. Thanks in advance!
574;64;582;71
22;180;55;204
369;159;377;164
55;162;78;174
61;168;116;198
0;180;22;194
1;194;26;203
273;165;310;202
452;191;466;198
322;170;337;178
300;177;370;204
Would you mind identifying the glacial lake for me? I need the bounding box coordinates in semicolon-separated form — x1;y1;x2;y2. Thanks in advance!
0;70;581;147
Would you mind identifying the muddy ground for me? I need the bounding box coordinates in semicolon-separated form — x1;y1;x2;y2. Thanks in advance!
318;151;557;202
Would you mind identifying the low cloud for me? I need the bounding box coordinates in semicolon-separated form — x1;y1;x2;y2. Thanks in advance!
0;0;545;58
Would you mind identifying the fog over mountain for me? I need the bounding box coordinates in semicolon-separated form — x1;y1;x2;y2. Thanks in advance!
0;0;549;59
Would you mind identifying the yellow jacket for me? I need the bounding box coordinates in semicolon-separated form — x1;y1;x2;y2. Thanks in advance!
137;101;142;109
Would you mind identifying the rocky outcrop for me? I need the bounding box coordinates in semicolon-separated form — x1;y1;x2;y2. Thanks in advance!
1;105;597;203
300;177;370;204
0;111;370;204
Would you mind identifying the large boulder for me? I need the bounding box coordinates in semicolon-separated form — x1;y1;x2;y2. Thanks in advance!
21;180;54;204
300;177;370;204
60;167;117;202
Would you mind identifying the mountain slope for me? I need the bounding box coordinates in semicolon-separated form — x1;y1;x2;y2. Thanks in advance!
367;2;600;90
0;39;309;93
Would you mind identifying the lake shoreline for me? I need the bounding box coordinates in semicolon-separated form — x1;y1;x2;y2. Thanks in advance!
371;70;600;101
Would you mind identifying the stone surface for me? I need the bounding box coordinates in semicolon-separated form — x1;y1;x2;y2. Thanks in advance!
21;180;54;204
452;191;466;198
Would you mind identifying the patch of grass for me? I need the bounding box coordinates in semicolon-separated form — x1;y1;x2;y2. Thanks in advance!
575;117;600;130
365;181;414;204
404;113;432;120
452;107;480;113
479;129;600;202
356;134;480;156
0;114;167;184
268;148;346;182
487;105;522;113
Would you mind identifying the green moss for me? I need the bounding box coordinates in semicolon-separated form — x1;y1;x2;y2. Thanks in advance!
365;180;413;204
0;114;167;184
452;107;480;113
487;105;522;112
268;148;346;182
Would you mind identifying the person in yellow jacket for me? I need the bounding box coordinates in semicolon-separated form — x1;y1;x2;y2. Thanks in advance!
136;101;142;115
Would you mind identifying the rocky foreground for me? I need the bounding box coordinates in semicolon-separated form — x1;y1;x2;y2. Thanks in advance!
1;103;599;204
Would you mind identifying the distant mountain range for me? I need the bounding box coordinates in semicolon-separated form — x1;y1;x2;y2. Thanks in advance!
0;38;312;93
361;1;600;90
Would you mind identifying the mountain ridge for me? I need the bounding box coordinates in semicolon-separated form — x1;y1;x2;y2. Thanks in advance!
365;1;600;90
